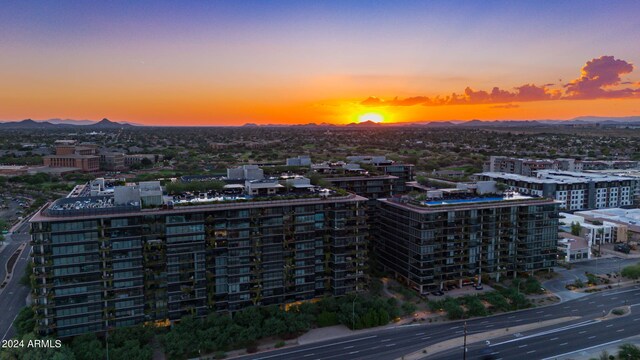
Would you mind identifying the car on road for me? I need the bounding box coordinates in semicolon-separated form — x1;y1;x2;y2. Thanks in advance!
615;244;631;254
431;290;445;296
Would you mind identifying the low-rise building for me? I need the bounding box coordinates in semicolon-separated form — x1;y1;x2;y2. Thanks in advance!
558;233;590;262
286;155;311;166
0;165;29;176
571;208;640;245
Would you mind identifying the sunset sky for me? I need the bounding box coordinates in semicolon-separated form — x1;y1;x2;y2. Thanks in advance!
1;1;640;126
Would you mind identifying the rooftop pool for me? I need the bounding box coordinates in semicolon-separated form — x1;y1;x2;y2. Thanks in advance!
424;197;506;206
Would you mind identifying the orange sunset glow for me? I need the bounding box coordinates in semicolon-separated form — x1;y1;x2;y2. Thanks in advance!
1;2;639;126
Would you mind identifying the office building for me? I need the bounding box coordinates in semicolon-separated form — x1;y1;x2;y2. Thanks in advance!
375;192;559;294
43;141;100;173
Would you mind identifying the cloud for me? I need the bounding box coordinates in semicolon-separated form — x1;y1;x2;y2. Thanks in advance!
564;56;638;99
490;103;520;109
360;84;559;107
360;56;639;107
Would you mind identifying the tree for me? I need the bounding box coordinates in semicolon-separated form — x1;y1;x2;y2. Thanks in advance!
619;343;640;360
21;261;33;287
71;333;105;360
0;332;76;360
571;221;582;236
14;306;35;337
621;264;640;279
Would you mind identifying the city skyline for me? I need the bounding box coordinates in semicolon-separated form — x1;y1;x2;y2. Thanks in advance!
2;1;640;125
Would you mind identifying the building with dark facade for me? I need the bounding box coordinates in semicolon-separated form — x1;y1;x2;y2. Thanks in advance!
375;193;559;294
29;186;367;338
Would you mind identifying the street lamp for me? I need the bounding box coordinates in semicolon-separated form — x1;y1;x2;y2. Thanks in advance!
463;321;468;360
352;295;357;330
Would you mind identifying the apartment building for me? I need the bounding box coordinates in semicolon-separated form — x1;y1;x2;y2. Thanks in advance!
344;156;414;193
29;184;367;338
476;170;634;210
375;193;559;294
484;156;638;176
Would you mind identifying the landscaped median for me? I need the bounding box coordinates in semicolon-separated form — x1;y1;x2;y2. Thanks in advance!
397;316;581;360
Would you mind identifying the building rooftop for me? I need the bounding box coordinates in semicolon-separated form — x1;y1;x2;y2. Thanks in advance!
32;177;360;221
422;192;532;206
31;192;367;222
479;170;635;184
323;175;399;181
575;208;640;227
379;192;556;213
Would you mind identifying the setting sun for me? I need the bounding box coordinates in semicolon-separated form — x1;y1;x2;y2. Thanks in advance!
358;112;384;123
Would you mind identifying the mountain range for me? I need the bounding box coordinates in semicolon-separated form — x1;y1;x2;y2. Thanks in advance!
1;116;640;128
0;118;136;129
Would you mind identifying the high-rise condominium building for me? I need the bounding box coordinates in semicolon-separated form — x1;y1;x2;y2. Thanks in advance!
29;185;367;338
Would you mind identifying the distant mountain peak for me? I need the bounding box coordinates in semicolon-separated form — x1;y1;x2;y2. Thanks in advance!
347;120;382;127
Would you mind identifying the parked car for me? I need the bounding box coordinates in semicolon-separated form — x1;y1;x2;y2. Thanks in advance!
615;244;631;254
475;284;484;290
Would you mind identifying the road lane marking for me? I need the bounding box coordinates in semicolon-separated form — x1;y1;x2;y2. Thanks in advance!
535;311;543;314
518;345;528;348
560;342;568;346
589;301;595;304
526;350;536;354
348;351;359;354
589;336;596;339
343;346;354;349
634;318;640;321
250;335;378;360
606;324;613;328
415;332;425;336
489;320;599;347
578;331;586;334
303;354;315;357
617;329;624;332
484;325;494;328
507;316;515;319
381;339;392;342
385;344;396;347
0;312;19;341
421;336;431;340
542;339;621;360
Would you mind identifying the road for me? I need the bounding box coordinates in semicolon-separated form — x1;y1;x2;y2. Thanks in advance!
433;287;640;360
0;221;32;341
543;257;640;302
235;285;640;360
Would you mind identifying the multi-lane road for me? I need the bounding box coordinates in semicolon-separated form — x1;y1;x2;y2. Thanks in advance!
236;285;640;360
0;221;32;341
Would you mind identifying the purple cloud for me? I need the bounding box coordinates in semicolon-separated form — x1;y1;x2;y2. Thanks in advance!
564;56;638;99
360;56;639;107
